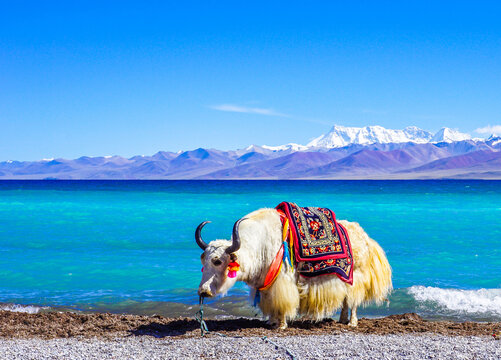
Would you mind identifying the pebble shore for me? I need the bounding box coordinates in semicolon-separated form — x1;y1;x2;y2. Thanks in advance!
1;333;500;360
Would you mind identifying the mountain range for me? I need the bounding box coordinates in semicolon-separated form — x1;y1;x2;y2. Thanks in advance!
1;126;500;179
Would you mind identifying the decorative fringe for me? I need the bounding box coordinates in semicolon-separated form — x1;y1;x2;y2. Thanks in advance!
282;218;294;271
254;289;261;307
283;241;291;267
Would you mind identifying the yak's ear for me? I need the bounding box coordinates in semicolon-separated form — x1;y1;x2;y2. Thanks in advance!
200;253;206;262
229;253;238;262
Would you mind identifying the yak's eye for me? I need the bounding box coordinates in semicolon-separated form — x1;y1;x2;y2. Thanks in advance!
212;258;222;266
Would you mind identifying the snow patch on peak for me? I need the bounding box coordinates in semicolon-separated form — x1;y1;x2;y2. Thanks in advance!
487;135;501;146
262;143;308;152
431;128;471;143
243;145;270;153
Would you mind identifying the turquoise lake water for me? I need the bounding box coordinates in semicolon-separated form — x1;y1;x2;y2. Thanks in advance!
0;180;499;321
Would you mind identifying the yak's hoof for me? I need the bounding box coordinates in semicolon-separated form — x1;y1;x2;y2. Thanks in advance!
278;322;288;330
348;319;358;327
269;319;288;330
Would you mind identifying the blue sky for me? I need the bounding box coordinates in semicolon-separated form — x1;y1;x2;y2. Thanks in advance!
1;1;501;160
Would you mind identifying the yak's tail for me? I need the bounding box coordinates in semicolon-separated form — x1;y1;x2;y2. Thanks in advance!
364;237;392;304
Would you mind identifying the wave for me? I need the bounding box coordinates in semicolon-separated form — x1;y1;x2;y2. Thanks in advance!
408;286;501;320
0;303;49;314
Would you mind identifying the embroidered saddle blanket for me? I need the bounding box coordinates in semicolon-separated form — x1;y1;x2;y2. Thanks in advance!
276;201;354;284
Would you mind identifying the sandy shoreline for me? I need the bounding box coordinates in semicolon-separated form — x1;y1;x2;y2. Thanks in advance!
1;311;500;359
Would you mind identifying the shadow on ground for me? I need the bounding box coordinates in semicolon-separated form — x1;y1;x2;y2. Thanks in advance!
130;318;271;337
129;317;351;338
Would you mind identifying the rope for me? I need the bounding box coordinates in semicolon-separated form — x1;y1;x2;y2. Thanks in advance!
194;296;297;359
261;336;298;360
195;296;239;338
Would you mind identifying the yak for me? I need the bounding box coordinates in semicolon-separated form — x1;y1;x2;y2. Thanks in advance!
196;208;392;329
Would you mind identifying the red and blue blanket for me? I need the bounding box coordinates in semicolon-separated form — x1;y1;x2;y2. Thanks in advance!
276;201;354;284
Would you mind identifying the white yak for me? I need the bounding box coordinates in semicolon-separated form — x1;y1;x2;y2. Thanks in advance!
196;208;392;329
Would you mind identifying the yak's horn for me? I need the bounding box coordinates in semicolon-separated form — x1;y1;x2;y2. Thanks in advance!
226;218;246;254
195;221;211;250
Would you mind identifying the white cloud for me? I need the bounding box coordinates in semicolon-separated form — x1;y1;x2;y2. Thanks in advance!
475;125;501;135
210;104;288;117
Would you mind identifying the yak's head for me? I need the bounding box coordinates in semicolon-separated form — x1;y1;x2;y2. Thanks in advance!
196;218;245;298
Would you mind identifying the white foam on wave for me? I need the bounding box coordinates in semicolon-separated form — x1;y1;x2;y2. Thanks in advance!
408;286;501;316
0;304;48;314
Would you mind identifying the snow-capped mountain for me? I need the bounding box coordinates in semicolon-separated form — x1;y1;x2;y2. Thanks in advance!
306;125;434;149
0;125;498;180
430;127;471;143
269;125;473;149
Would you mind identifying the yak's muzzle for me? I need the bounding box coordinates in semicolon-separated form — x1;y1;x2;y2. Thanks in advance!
198;289;214;298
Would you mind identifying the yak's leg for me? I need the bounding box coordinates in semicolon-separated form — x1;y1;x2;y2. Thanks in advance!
339;298;349;324
348;306;358;327
268;315;287;330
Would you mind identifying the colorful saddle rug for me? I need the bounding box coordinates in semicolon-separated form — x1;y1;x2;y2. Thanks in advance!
276;201;354;284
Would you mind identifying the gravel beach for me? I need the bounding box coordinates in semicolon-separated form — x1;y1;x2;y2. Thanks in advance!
0;311;500;359
1;333;500;360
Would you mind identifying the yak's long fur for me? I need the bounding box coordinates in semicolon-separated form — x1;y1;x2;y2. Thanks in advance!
198;208;392;328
